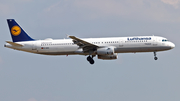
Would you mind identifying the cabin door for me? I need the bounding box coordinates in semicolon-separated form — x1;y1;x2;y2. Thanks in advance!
119;38;124;47
32;42;37;50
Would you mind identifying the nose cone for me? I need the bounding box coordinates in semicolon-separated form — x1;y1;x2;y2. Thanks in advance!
170;42;175;49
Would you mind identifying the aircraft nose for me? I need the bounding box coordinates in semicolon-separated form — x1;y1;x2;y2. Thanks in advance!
170;42;175;49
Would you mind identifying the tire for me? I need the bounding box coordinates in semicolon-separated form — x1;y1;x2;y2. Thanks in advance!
87;56;95;64
87;56;91;61
154;57;158;60
90;59;95;64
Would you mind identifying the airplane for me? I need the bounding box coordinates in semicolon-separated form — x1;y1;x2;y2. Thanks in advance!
4;19;175;64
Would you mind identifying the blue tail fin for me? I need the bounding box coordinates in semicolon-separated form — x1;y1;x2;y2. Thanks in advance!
7;19;34;42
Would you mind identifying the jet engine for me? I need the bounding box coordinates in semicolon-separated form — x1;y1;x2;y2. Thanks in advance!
98;53;118;60
96;47;114;55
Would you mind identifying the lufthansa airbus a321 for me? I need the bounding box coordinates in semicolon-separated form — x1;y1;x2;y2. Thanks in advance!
4;19;175;64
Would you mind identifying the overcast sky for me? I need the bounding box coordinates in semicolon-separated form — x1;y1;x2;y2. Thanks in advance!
0;0;180;101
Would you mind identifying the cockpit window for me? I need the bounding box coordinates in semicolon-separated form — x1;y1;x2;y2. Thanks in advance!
162;39;169;42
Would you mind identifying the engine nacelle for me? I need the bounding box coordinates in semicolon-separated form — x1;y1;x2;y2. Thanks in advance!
98;53;118;60
97;47;114;55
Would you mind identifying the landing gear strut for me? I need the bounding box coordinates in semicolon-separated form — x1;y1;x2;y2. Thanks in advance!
87;55;95;64
154;51;158;60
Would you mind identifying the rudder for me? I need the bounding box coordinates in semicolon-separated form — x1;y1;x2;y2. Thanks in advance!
7;19;34;42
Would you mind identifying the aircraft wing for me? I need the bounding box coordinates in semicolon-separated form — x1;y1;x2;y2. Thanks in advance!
69;36;99;52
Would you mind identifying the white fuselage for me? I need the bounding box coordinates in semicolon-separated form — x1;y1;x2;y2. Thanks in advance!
5;36;175;56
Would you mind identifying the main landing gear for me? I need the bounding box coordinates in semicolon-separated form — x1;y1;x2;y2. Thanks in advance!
154;51;158;60
87;55;95;64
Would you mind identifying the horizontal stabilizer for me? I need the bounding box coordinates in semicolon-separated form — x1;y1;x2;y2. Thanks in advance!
6;41;23;47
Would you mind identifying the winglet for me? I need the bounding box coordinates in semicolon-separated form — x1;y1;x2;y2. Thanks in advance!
66;34;70;38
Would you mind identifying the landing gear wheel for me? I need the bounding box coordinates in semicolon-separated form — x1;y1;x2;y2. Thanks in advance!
87;56;91;61
87;56;95;65
153;52;158;60
89;59;95;64
154;57;158;60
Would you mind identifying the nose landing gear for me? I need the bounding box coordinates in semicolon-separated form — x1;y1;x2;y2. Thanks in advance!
154;51;158;60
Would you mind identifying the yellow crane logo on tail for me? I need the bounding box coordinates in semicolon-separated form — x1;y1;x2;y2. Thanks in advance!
11;26;21;36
